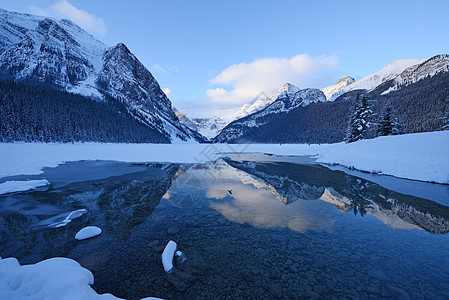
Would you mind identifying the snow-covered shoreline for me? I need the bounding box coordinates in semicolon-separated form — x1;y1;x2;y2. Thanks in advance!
0;256;162;300
0;131;448;184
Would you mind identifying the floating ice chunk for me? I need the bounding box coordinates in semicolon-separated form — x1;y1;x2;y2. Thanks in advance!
162;240;177;273
48;209;88;228
0;179;50;195
75;226;102;240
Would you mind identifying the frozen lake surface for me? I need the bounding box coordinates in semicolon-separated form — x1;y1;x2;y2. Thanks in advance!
1;157;449;299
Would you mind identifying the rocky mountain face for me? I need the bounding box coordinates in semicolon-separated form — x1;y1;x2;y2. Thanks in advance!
213;83;326;143
0;8;204;143
173;107;199;132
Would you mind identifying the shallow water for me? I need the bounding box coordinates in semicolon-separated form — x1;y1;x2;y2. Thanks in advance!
1;158;449;299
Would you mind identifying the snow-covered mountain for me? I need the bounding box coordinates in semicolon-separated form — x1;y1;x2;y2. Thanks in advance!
188;116;229;140
213;83;326;143
173;107;199;132
321;75;355;100
0;8;204;143
380;55;449;95
233;92;272;120
328;58;426;101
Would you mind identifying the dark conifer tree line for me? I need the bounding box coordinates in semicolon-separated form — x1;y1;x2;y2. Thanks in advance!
0;80;170;143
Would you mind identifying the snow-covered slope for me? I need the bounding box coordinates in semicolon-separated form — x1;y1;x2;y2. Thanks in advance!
321;75;355;100
0;8;203;143
213;83;326;142
234;93;272;120
173;107;199;132
328;58;426;101
189;116;229;140
381;55;449;95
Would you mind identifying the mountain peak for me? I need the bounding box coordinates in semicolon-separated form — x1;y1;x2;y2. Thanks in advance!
282;82;299;91
321;76;355;100
337;75;355;84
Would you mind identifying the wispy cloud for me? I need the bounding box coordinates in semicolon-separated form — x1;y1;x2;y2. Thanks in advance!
151;64;180;74
30;0;107;37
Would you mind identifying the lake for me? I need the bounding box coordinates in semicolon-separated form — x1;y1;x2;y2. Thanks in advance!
1;155;449;299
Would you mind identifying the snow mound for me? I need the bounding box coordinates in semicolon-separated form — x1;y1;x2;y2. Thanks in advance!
0;257;121;300
0;179;49;195
0;256;163;300
161;240;177;273
75;226;102;240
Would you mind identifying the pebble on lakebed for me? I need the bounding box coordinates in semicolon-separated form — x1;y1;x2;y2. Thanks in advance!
75;226;102;240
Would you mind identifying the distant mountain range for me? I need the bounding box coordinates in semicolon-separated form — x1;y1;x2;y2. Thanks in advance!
213;55;449;143
0;8;204;143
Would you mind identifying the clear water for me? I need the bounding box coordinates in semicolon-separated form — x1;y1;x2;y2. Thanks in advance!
1;157;449;299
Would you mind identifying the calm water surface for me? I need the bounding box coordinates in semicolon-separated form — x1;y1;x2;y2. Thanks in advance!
1;157;449;299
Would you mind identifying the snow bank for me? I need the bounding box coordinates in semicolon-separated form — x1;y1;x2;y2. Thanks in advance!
0;179;49;195
314;131;449;184
0;257;121;300
161;241;177;273
75;226;102;240
0;131;447;184
0;257;163;300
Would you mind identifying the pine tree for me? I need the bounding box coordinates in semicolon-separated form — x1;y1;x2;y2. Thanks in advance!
443;98;449;130
376;104;405;136
345;95;373;143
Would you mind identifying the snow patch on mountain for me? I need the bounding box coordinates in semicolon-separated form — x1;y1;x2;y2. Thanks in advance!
329;58;426;101
321;75;355;100
381;55;449;95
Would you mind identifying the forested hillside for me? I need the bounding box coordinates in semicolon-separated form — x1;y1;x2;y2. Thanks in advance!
0;81;170;143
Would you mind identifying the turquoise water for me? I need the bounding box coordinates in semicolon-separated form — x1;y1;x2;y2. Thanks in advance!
1;158;449;299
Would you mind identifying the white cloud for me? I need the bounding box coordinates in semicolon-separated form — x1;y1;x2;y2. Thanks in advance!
151;64;180;74
151;64;168;73
206;53;338;105
162;88;171;97
30;0;107;37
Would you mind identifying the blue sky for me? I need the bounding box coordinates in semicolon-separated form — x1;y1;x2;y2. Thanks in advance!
1;0;448;116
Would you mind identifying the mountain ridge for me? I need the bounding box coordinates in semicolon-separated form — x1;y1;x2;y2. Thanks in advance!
213;55;449;143
213;84;326;143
